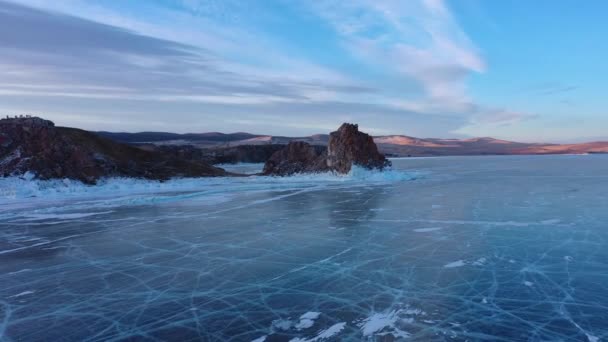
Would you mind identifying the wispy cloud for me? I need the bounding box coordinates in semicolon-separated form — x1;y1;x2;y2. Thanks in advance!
0;0;373;106
305;0;484;110
0;0;528;136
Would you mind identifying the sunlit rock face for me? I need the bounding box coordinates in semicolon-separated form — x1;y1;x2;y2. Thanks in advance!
263;123;391;176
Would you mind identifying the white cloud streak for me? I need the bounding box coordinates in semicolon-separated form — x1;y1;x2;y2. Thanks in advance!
0;0;530;136
306;0;485;111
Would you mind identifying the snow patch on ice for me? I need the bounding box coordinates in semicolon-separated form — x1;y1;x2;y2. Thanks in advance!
315;322;346;339
524;281;534;287
360;312;399;336
300;312;321;320
272;319;293;331
472;257;487;266
414;227;442;233
295;312;321;330
270;311;342;341
586;333;599;342
251;336;266;342
272;312;323;333
357;308;422;339
295;320;316;330
290;322;346;342
444;260;466;268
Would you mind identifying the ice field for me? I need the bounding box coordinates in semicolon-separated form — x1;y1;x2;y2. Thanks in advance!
1;155;608;341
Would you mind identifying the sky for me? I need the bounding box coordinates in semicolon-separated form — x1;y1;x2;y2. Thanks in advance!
0;0;606;142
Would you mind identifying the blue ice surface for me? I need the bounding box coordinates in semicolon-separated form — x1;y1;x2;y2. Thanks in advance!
1;155;608;341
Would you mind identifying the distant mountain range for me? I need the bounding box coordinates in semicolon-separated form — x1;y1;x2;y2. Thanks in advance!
96;131;608;157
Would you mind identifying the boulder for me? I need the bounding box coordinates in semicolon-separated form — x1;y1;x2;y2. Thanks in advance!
263;123;390;176
327;123;391;173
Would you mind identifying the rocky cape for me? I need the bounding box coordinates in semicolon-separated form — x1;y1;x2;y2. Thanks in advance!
0;117;227;184
263;123;391;176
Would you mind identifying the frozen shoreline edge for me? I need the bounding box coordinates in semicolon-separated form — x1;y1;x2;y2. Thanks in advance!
0;166;418;204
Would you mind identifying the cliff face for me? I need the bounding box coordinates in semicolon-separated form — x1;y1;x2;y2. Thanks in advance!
263;123;390;176
0;117;227;184
327;123;391;174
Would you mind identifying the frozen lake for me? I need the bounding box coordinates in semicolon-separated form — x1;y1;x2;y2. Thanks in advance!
1;155;608;341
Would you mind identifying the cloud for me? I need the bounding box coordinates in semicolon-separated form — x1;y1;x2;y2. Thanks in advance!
0;1;376;106
304;0;485;111
0;1;195;57
303;0;538;131
0;0;528;137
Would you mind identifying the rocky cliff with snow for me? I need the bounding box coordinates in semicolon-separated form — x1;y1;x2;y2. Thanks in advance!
0;116;227;184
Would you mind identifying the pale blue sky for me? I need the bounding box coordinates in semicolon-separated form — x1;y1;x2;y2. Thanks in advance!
0;0;606;142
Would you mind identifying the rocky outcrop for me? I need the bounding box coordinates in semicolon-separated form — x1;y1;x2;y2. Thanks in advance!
263;123;390;176
0;116;227;184
262;142;328;176
327;123;391;173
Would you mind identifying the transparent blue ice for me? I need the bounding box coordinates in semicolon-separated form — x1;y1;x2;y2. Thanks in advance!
1;155;607;341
